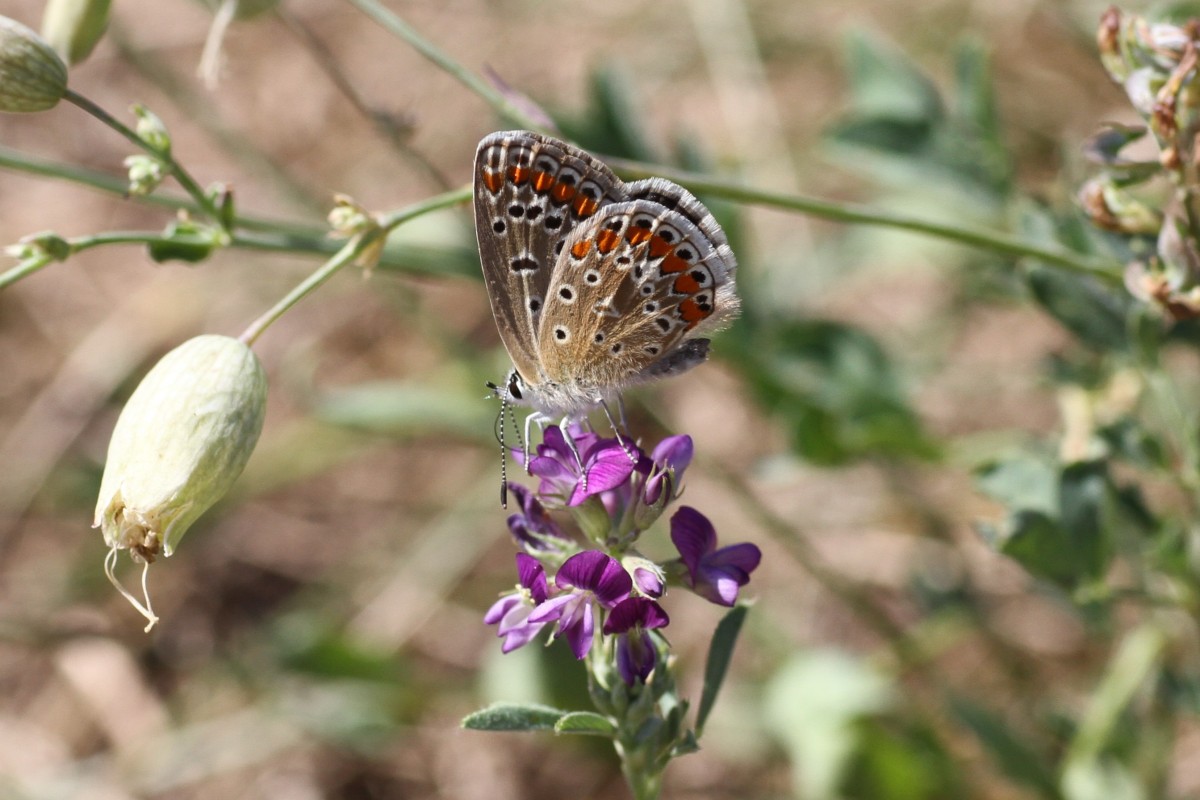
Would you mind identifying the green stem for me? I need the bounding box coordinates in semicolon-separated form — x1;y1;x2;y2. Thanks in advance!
238;232;374;347
346;0;547;131
342;0;1122;279
239;186;471;346
0;229;202;290
62;89;225;227
609;157;1125;282
0;256;51;290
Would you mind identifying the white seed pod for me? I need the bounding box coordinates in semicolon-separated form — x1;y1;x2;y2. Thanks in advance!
94;335;267;629
0;15;68;112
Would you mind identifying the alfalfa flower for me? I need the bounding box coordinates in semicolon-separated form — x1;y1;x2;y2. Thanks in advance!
0;15;68;113
94;335;267;630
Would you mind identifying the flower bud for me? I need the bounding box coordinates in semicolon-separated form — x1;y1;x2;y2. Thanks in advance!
132;103;170;154
1077;178;1162;234
40;0;110;65
95;335;267;628
0;15;68;112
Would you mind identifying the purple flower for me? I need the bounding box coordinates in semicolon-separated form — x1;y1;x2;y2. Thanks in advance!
643;435;693;506
632;565;665;598
670;506;761;607
523;425;640;507
484;553;550;653
528;550;632;659
505;482;566;550
603;596;670;685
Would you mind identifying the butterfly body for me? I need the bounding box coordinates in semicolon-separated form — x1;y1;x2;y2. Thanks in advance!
473;131;738;422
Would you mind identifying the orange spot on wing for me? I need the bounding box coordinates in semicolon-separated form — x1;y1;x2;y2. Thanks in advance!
571;239;592;259
648;235;673;258
625;227;652;244
482;169;503;193
673;273;702;294
659;254;688;274
551;182;577;203
507;165;530;185
596;229;620;253
573;194;599;218
679;298;712;329
533;171;554;192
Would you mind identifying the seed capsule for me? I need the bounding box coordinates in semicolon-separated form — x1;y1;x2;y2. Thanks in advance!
0;15;68;112
94;335;267;629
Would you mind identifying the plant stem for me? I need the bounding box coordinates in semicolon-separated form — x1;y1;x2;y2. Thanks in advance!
238;186;471;346
62;89;225;226
0;229;206;291
609;157;1125;282
346;0;547;131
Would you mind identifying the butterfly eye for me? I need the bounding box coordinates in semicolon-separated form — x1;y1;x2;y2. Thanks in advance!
584;270;601;284
553;326;570;342
677;247;695;262
492;219;506;234
528;296;542;312
557;285;576;304
545;215;564;230
644;301;658;313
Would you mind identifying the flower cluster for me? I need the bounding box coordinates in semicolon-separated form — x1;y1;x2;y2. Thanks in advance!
485;425;761;686
1083;8;1200;319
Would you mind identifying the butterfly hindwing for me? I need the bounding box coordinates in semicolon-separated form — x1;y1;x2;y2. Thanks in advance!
535;195;738;392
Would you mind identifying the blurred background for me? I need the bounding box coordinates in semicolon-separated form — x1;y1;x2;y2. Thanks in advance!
0;0;1187;797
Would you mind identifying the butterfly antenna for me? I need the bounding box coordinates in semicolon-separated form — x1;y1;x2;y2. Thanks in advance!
487;381;510;508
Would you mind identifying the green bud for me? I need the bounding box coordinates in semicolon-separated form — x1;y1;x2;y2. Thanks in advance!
95;335;267;629
0;15;68;112
123;153;166;195
5;230;70;261
131;103;171;154
41;0;110;65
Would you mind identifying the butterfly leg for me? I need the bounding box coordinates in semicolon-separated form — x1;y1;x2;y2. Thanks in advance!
599;398;639;464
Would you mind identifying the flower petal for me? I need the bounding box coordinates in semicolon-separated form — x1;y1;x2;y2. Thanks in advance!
670;506;717;569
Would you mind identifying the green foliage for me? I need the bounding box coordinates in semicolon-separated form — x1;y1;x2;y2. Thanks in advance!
731;318;937;464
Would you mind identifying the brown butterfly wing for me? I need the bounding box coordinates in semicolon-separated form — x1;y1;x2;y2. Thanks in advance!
473;131;624;383
535;190;738;396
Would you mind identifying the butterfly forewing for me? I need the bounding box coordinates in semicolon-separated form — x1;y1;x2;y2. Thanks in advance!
473;131;623;383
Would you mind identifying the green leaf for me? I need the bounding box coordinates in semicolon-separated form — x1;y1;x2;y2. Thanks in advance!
555;711;616;737
313;381;491;437
998;510;1088;589
1025;266;1132;352
842;31;943;125
975;455;1058;517
696;605;748;736
947;696;1061;798
764;650;894;799
461;702;568;732
1057;461;1115;581
733;319;937;464
147;220;219;263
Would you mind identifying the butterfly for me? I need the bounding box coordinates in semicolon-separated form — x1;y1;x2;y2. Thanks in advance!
472;131;739;491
